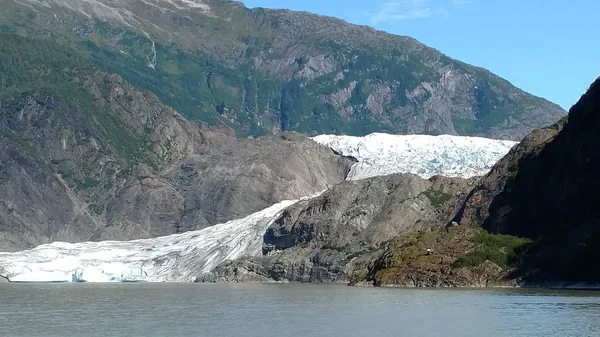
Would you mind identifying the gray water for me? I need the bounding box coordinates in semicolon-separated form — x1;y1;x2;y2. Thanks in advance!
1;284;599;337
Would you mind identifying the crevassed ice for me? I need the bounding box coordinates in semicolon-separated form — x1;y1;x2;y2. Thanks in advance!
0;196;319;283
312;133;517;180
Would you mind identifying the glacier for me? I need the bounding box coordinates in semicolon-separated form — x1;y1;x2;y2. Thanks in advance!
0;133;518;283
0;197;313;283
312;133;517;180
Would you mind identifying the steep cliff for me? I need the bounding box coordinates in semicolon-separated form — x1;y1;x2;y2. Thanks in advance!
456;78;600;283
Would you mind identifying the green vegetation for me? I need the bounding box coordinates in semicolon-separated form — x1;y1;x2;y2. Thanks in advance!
0;33;92;97
0;33;156;165
358;227;534;286
453;231;532;270
82;34;399;136
423;189;452;208
0;33;163;205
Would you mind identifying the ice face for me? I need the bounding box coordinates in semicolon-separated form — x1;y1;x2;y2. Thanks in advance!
312;133;517;180
0;197;315;283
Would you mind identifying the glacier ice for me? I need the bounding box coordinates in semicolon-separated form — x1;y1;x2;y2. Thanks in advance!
312;133;517;180
0;133;518;283
0;197;315;283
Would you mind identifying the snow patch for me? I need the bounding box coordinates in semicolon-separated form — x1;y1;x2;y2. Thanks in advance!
312;133;517;180
171;0;210;10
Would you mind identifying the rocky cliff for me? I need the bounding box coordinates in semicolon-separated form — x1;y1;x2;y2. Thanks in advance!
0;0;565;139
455;77;600;283
365;77;600;287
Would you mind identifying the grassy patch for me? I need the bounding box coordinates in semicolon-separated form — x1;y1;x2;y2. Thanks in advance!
453;231;532;269
423;189;452;208
359;226;533;286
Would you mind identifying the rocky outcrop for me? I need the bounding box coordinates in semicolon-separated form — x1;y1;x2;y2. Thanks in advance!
451;120;565;227
362;227;519;288
207;249;352;284
208;174;473;283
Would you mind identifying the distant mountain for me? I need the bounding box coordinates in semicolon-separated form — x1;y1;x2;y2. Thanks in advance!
0;0;565;139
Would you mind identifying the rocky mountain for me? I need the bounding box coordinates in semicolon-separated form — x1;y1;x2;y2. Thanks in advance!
363;77;600;287
0;34;351;252
212;78;600;287
0;0;565;139
0;0;590;286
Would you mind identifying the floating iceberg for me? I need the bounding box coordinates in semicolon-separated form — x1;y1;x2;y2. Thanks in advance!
0;197;315;283
312;133;517;180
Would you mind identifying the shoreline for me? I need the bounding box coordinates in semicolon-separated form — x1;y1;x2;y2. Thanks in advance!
356;282;600;291
2;278;600;291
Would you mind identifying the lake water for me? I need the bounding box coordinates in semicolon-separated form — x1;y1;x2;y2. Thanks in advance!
1;283;599;337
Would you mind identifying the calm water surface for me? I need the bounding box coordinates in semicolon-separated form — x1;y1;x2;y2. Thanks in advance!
1;283;599;337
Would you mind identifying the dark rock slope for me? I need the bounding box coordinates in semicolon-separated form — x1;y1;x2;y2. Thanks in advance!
454;77;600;283
365;77;600;287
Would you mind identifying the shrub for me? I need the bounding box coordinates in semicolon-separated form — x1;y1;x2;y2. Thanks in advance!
453;230;532;269
423;189;452;208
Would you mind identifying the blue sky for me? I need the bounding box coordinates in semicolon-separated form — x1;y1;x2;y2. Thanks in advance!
242;0;599;110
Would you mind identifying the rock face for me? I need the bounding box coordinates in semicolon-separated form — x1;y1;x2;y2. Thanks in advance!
97;131;352;242
208;174;474;283
0;0;565;139
0;35;352;251
450;120;566;227
452;77;600;283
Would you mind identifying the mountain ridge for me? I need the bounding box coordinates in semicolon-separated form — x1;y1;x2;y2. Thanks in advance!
0;0;565;139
